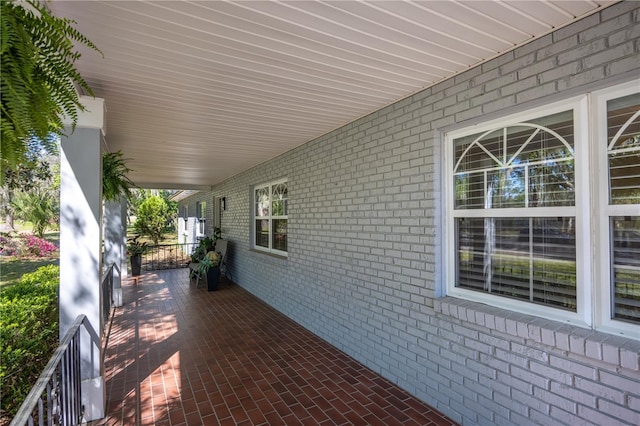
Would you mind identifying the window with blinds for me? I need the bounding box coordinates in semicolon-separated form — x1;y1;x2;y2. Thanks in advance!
446;81;640;337
452;110;577;311
606;93;640;325
254;180;288;255
196;201;206;235
182;206;188;230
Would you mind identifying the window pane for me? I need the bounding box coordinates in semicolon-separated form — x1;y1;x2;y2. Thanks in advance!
255;219;269;248
455;172;485;209
611;217;640;324
487;168;526;208
272;219;287;252
456;217;576;311
454;130;502;174
528;159;575;207
255;187;269;217
272;183;288;216
454;110;574;210
608;93;640;205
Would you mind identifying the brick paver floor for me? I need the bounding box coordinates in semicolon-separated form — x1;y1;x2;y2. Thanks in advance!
93;269;457;425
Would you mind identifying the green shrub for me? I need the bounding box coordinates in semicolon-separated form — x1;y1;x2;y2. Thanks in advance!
0;265;59;418
134;195;171;245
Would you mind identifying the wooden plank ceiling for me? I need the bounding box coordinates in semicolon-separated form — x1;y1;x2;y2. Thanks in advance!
49;0;616;188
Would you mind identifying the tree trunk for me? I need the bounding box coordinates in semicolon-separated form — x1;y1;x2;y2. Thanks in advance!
2;188;15;231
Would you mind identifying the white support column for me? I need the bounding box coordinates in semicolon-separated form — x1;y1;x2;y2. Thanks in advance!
104;197;125;307
59;96;106;421
121;199;129;280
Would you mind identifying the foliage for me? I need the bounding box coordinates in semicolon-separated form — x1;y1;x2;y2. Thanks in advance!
126;235;148;256
197;250;221;276
190;236;215;263
0;257;58;288
162;191;178;232
0;233;58;258
12;188;57;237
0;0;100;180
3;137;56;192
129;189;176;230
1;136;58;230
0;234;23;257
0;265;59;418
212;226;222;241
24;234;58;257
103;150;135;202
134;195;171;245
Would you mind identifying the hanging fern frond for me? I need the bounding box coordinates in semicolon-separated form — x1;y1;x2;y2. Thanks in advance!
103;150;136;202
0;0;101;180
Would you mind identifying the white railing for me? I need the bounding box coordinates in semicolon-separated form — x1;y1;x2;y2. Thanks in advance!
10;315;100;426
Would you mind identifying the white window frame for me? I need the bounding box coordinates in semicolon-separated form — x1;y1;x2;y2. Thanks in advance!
214;196;222;229
593;80;640;339
445;82;640;339
196;201;206;236
182;205;188;231
253;179;288;257
444;96;592;328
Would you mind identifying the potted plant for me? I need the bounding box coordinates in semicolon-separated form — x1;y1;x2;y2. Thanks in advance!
102;150;135;202
190;236;215;264
127;235;147;276
198;250;221;291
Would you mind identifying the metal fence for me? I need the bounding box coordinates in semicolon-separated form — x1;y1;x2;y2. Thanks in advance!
101;263;114;330
142;243;195;271
10;315;100;426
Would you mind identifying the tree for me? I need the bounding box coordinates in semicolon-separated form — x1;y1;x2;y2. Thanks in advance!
134;196;171;245
12;188;56;237
0;0;100;181
1;136;58;230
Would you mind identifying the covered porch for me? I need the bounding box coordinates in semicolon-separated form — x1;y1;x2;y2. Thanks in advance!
94;269;455;425
13;1;635;424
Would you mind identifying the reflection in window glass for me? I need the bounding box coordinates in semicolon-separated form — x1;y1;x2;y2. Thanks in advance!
255;187;269;217
253;181;288;254
255;219;269;248
607;93;640;205
272;183;288;216
273;219;287;252
611;217;640;323
456;217;577;311
454;110;575;210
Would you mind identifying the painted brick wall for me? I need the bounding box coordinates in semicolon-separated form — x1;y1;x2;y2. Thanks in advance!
185;3;640;424
177;192;213;245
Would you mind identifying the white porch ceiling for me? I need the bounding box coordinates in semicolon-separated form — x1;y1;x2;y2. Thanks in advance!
49;0;616;189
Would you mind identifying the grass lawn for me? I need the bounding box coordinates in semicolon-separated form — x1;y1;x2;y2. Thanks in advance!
0;257;59;288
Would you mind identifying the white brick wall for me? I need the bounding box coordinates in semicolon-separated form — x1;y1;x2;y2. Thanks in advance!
189;3;640;425
176;191;212;245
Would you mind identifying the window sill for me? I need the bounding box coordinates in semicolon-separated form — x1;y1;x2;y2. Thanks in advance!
434;297;640;372
250;248;288;260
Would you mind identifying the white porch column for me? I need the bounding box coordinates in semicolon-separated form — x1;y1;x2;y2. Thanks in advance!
60;97;106;421
121;199;129;280
104;196;126;307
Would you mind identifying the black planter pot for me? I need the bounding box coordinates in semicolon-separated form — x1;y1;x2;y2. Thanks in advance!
131;254;142;276
206;266;220;291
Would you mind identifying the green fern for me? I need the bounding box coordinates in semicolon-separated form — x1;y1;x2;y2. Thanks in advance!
103;150;136;202
0;0;101;180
